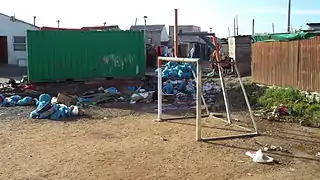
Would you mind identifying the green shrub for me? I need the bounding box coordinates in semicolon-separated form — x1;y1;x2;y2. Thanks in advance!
258;87;320;121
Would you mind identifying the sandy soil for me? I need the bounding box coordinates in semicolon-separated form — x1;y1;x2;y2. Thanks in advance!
0;106;319;180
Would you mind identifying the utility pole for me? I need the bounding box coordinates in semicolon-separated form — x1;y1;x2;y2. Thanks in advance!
228;27;230;37
57;20;60;28
134;18;137;26
272;23;275;33
252;19;255;36
174;9;179;57
233;18;236;36
143;16;148;44
287;0;291;32
236;16;239;35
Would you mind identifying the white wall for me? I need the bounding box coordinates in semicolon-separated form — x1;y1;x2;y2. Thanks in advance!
0;14;38;66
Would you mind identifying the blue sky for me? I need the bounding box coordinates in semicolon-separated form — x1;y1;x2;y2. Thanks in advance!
1;0;320;37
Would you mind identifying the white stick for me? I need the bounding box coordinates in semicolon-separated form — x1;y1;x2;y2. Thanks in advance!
196;61;202;141
157;59;163;121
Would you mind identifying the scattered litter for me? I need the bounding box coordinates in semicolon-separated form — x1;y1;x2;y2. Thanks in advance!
159;137;168;141
245;149;274;163
289;168;295;172
104;87;121;95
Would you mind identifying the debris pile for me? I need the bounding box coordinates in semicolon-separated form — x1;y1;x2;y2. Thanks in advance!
155;62;196;79
152;61;221;106
0;78;83;120
30;94;83;120
0;69;222;119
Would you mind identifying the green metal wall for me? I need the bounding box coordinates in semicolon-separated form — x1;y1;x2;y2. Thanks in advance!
27;30;145;82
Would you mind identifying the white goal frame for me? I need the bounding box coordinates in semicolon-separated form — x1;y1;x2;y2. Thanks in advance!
156;56;259;141
156;57;204;141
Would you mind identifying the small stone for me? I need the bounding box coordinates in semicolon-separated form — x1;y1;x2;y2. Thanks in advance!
247;173;252;176
289;168;295;172
160;137;168;141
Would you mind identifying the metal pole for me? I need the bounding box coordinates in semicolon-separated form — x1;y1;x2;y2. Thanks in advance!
33;16;36;26
233;59;258;133
287;0;291;32
196;60;202;141
233;18;236;36
272;23;275;33
252;19;255;36
228;27;231;37
57;20;60;28
144;16;147;44
212;34;232;124
236;16;239;35
157;58;163;121
174;9;179;57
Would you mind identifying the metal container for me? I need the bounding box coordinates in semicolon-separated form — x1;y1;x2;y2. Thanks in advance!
27;30;145;82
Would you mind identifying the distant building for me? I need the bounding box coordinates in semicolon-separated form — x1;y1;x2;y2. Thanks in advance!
168;25;205;45
130;25;169;46
306;23;320;30
0;13;39;66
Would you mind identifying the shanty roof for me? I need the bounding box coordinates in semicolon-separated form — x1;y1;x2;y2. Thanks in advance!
81;25;119;30
40;25;120;31
0;12;39;28
130;24;165;32
306;23;320;26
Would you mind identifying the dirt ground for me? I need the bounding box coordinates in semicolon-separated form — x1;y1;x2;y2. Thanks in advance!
0;105;319;180
0;68;320;180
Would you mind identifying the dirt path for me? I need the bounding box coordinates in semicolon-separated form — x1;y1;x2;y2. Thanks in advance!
0;108;319;180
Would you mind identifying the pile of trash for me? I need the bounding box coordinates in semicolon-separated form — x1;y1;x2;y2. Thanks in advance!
152;61;221;105
0;93;83;120
0;94;37;107
0;78;83;120
78;86;156;105
155;62;196;79
161;79;221;105
30;94;82;120
254;104;291;121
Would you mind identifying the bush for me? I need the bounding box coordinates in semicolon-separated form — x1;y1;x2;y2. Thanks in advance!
258;87;320;123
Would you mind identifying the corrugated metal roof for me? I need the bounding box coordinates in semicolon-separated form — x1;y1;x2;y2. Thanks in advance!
0;12;39;28
130;25;165;32
40;25;120;31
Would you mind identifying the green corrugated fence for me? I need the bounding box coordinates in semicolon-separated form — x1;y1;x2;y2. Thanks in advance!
27;30;146;83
